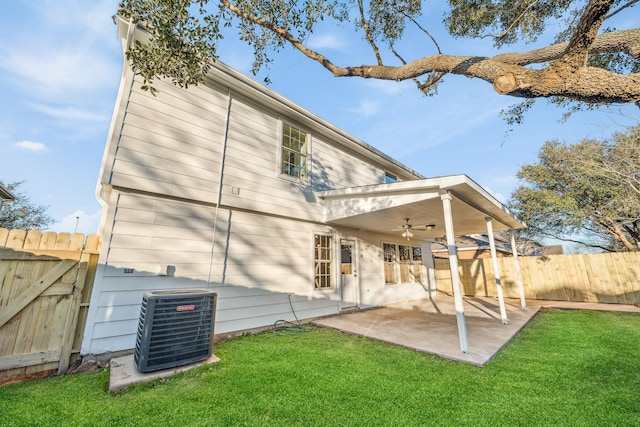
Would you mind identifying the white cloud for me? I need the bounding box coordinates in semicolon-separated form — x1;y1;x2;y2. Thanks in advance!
15;140;48;152
360;78;408;96
49;209;103;235
483;186;508;204
307;34;347;50
30;103;106;122
1;48;119;99
347;100;380;117
0;1;121;100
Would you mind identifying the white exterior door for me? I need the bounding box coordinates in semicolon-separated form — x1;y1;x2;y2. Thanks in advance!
340;240;359;308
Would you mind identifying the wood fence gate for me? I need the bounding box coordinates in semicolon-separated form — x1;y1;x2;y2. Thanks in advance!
0;228;100;384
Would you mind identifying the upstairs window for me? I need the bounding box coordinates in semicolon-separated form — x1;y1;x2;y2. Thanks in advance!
281;123;308;180
385;172;398;183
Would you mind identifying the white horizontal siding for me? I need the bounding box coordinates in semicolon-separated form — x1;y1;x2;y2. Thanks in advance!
107;78;229;202
311;139;385;189
111;158;217;193
87;278;338;354
120;115;221;156
84;191;340;355
115;142;220;176
128;81;228;134
110;74;396;214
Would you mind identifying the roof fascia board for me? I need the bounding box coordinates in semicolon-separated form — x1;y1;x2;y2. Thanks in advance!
446;175;526;229
448;187;525;230
317;175;467;199
0;184;15;200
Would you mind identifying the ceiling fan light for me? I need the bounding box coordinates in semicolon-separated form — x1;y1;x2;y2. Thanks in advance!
402;230;414;240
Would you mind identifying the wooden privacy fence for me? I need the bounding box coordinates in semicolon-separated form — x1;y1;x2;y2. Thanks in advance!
435;252;640;305
0;228;100;384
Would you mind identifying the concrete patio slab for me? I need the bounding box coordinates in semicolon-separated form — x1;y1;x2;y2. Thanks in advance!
109;354;220;392
313;296;541;366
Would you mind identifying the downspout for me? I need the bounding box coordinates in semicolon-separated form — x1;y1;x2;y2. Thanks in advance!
81;19;138;356
207;88;233;288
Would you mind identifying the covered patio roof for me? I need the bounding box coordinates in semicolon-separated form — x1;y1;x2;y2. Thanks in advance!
315;174;525;237
316;175;528;355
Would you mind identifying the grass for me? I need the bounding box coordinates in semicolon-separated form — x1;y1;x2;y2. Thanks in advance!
1;310;639;426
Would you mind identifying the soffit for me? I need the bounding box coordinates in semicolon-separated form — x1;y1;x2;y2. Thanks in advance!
316;175;525;239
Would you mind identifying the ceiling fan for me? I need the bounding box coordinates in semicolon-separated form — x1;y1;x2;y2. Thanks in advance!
397;218;435;240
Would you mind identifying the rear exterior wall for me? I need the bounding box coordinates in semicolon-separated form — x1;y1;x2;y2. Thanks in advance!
82;65;431;355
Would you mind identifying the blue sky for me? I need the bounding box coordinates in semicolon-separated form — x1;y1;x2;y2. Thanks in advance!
1;0;638;236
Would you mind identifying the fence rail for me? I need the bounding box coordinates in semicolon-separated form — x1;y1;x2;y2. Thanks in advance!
0;228;100;384
435;252;640;305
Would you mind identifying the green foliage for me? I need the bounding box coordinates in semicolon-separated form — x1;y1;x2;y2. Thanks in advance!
118;0;223;91
115;0;640;111
368;0;422;42
446;0;575;46
0;181;54;231
1;312;639;426
509;125;640;251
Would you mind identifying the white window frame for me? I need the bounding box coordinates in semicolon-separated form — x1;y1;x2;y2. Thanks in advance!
314;233;334;290
382;242;424;285
279;121;310;181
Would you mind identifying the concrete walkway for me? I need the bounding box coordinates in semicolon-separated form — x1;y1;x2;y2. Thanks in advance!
312;296;639;367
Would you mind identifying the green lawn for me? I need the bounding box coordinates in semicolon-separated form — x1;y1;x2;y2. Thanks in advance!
1;310;639;426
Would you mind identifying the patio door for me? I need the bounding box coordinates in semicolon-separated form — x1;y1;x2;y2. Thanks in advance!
340;240;359;308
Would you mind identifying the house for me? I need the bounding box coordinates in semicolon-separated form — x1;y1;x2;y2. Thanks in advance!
515;236;545;256
432;233;549;259
432;233;514;259
80;19;526;358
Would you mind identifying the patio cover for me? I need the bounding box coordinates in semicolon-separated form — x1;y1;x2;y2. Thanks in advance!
316;174;527;354
316;175;524;236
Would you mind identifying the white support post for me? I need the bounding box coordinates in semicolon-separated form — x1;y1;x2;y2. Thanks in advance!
485;217;508;325
510;230;527;310
441;192;469;353
419;241;437;298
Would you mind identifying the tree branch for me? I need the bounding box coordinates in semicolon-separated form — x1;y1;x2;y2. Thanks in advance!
606;0;640;19
532;230;616;252
390;46;445;94
493;29;640;65
358;0;383;65
558;0;615;70
218;0;640;104
405;14;441;54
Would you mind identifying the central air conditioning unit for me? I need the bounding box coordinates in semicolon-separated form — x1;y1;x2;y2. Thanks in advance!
134;290;217;373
